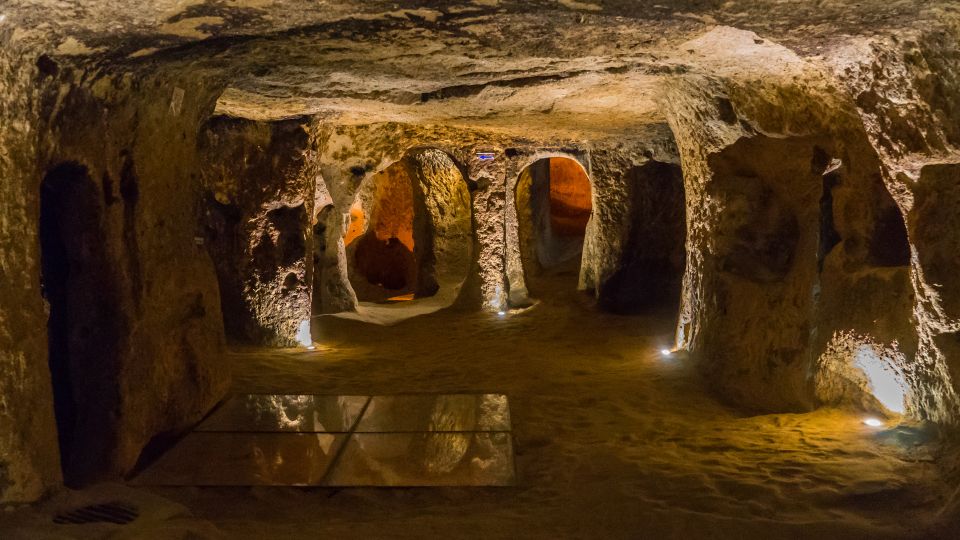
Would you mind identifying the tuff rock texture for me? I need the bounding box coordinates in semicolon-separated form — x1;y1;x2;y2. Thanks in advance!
36;66;232;486
0;33;61;504
200;116;319;346
2;2;960;522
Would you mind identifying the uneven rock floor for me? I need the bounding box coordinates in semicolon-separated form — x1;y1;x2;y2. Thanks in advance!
153;277;951;539
5;275;954;538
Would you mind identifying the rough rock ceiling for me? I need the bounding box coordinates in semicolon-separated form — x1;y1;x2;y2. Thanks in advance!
4;1;959;137
6;0;950;55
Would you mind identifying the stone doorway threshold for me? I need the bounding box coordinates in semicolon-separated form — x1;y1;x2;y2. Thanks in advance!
129;394;515;487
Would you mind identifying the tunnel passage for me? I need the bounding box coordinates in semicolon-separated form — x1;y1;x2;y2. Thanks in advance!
515;157;593;296
347;160;418;302
599;161;687;314
344;149;472;309
40;162;124;486
811;153;916;416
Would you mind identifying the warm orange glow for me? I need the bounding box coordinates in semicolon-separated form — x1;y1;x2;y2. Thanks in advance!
371;165;415;251
548;158;592;236
344;202;365;247
351;161;418;294
386;293;415;302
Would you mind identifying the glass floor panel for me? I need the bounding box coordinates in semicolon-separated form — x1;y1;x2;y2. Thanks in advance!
354;394;511;433
130;432;347;486
131;394;515;487
195;394;369;433
325;432;515;486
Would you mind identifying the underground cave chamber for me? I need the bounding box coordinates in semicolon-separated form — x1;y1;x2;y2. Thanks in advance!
6;2;960;537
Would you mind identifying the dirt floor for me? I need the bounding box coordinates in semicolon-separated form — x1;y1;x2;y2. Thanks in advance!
137;270;954;539
4;271;956;539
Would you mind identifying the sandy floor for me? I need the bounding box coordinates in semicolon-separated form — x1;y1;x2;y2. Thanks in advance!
134;274;958;539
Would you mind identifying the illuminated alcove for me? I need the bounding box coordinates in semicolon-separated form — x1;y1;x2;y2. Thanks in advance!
514;157;593;298
345;160;418;304
339;149;473;322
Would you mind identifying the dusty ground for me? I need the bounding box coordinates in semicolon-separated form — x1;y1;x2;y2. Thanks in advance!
122;272;953;539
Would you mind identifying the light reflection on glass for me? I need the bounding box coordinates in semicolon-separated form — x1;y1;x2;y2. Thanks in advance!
196;395;369;433
136;394;515;487
327;433;514;486
356;394;511;433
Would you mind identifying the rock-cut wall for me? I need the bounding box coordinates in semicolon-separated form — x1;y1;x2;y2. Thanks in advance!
0;35;62;504
199;116;319;346
0;48;232;499
664;26;956;422
38;65;232;484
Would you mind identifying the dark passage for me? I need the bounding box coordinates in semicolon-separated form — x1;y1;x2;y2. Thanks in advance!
40;162;123;486
600;161;687;314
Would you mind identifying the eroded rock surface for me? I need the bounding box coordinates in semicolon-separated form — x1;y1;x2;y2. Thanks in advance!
2;1;960;522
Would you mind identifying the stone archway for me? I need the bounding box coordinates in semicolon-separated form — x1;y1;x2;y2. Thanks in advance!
513;156;593;301
338;148;473;322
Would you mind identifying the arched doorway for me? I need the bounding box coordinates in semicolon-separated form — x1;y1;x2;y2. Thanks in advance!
346;159;418;303
341;149;472;321
39;162;123;486
515;157;593;298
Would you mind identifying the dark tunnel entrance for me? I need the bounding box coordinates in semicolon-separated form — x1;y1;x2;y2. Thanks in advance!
40;162;123;486
599;161;687;314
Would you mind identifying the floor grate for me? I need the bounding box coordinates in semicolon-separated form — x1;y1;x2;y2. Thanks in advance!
52;501;139;525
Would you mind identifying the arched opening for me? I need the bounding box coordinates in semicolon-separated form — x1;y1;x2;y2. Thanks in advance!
599;161;687;314
515;157;592;298
347;160;418;303
39;162;123;486
341;149;472;320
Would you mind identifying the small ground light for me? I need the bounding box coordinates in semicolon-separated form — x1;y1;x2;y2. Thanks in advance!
660;349;672;356
863;417;884;427
307;345;316;350
497;311;507;316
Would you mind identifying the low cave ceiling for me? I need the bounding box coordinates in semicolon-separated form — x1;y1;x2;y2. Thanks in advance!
4;1;959;138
